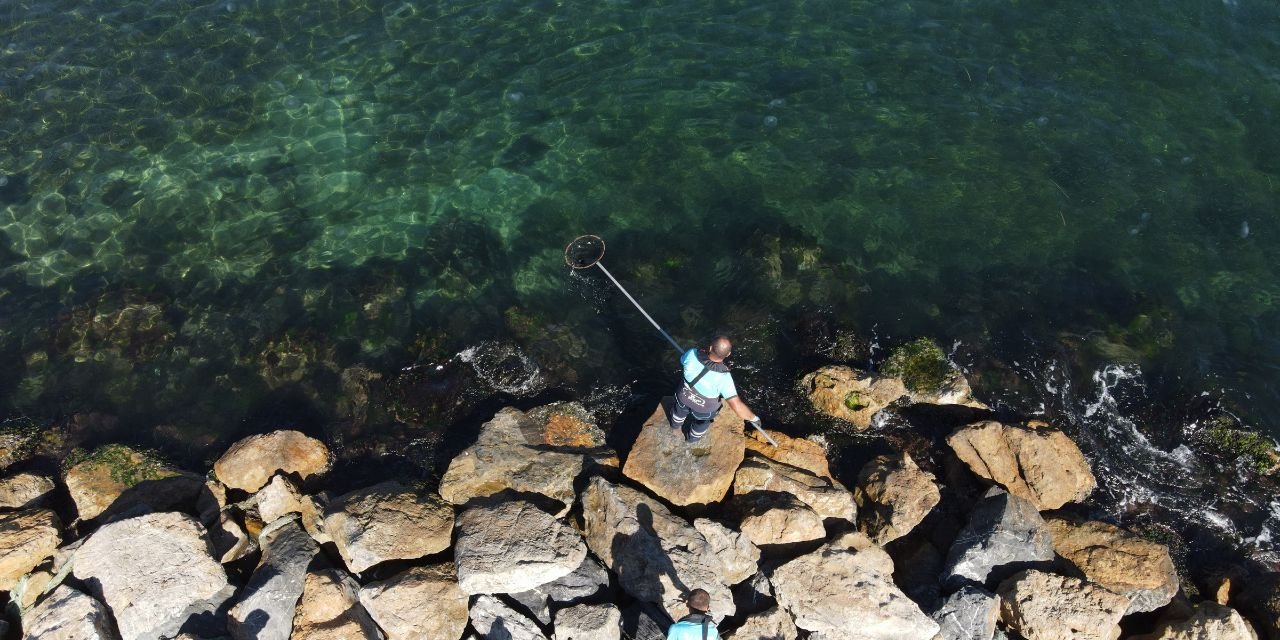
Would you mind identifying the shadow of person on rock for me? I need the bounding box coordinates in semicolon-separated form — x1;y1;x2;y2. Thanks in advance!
612;502;687;622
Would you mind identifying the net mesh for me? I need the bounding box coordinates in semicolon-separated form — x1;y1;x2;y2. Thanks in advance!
564;234;606;269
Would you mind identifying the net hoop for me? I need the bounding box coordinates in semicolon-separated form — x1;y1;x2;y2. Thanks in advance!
564;234;606;269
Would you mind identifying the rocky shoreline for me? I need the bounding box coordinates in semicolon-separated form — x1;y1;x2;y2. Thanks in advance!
0;362;1275;640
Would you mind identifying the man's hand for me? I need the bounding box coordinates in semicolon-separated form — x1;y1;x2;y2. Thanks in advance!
748;416;763;430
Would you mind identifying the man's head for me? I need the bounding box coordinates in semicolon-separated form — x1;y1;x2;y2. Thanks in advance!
707;335;732;361
686;588;711;613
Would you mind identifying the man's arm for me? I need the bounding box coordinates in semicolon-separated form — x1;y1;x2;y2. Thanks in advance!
725;396;758;422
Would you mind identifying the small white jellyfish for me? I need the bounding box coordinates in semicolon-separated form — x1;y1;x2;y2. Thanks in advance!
1036;116;1049;126
768;98;785;109
0;175;7;187
1241;221;1250;238
505;91;524;103
865;80;878;94
763;115;779;128
1140;211;1152;222
1129;227;1139;235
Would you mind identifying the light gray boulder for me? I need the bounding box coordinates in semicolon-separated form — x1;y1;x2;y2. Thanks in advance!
771;532;938;640
733;454;856;521
358;563;468;640
470;594;548;640
72;512;234;640
454;500;588;595
931;586;1000;640
553;603;621;640
0;472;55;509
324;481;453;573
227;516;319;640
580;476;735;622
22;585;120;640
510;554;612;626
942;488;1053;588
693;519;760;585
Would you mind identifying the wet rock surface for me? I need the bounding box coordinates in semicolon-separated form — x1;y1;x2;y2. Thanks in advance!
800;365;907;430
214;430;331;493
947;420;1095;510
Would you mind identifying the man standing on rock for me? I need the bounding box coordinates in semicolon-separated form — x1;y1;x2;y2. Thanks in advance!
671;335;762;443
667;589;720;640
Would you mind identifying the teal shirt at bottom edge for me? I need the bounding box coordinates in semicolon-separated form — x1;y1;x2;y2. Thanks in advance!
667;618;720;640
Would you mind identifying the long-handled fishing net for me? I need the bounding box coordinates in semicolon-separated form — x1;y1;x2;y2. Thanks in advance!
566;234;778;447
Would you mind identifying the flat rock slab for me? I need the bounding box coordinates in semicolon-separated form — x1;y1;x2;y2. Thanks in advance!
997;570;1129;640
734;453;855;521
454;499;588;595
324;481;453;573
470;594;548;640
23;585;119;640
622;402;745;507
771;532;939;640
1045;516;1178;614
214;430;331;493
735;491;826;547
73;512;234;640
359;563;469;640
581;476;736;621
743;429;833;480
554;603;621;640
0;507;60;590
947;420;1095;511
228;517;319;640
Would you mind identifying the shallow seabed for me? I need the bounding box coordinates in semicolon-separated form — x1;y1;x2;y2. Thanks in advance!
1;0;1278;560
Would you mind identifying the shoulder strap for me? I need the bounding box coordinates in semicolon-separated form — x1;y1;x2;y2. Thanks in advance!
702;617;709;640
688;363;713;387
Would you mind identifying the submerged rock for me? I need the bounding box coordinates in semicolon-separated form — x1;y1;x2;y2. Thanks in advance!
997;570;1129;640
214;430;332;493
942;488;1053;589
72;512;234;640
733;453;855;521
770;532;938;639
0;507;61;591
324;481;453;573
1045;515;1178;614
0;472;55;509
228;516;319;640
622;402;745;507
22;585;119;640
454;499;588;595
800;366;906;430
854;453;941;544
290;569;382;640
359;564;468;640
947;420;1095;510
580;476;736;621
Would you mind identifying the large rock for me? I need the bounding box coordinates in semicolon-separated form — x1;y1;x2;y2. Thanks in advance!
510;554;612;626
255;474;330;544
735;492;827;547
733;454;855;521
947;420;1095;510
64;446;180;521
942;489;1053;588
997;570;1129;640
622;403;745;507
0;508;60;590
228;516;319;640
725;606;798;640
743;429;833;480
290;569;382;640
931;586;1000;640
1045;516;1178;614
771;532;939;639
210;511;255;564
553;603;621;640
580;476;736;621
908;371;989;409
98;474;207;525
324;481;453;573
1131;603;1258;640
454;500;588;595
214;430;331;493
439;408;586;510
359;563;468;640
73;512;234;640
22;585;120;640
0;472;55;509
854;453;941;544
800;366;907;430
693;519;760;585
470;594;547;640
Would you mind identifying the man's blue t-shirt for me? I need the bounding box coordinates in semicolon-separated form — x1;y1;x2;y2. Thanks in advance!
667;617;720;640
681;348;737;400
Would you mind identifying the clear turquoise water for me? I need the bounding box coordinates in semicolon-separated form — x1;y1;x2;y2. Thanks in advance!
1;0;1278;547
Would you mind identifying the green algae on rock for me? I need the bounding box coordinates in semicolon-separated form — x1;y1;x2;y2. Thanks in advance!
882;338;955;395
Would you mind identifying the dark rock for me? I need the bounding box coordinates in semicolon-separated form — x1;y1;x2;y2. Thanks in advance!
941;488;1053;589
931;586;1000;640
